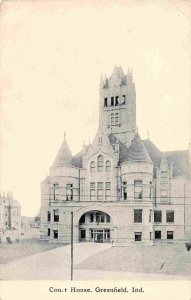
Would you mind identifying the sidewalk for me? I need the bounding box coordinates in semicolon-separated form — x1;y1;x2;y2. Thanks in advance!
0;243;111;280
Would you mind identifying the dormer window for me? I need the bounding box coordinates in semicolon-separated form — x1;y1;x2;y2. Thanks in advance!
115;96;119;106
104;98;107;107
97;155;104;172
161;171;168;178
111;97;114;106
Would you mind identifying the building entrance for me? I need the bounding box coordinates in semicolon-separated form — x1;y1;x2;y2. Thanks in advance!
90;229;110;243
79;210;112;243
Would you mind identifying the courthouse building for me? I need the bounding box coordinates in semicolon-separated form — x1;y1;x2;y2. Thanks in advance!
40;66;191;244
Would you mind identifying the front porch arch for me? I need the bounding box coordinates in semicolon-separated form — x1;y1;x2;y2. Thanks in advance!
73;204;118;228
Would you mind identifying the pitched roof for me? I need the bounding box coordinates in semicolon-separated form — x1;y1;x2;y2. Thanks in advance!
142;139;162;166
108;133;129;164
52;139;72;167
163;150;189;177
70;149;84;168
143;139;189;176
125;134;152;163
108;133;152;164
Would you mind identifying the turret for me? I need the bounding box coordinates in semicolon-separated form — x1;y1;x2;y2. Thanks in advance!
51;133;72;168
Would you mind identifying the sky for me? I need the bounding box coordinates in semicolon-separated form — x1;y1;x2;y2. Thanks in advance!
0;0;191;216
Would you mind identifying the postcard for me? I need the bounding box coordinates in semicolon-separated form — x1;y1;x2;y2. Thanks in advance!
0;1;191;300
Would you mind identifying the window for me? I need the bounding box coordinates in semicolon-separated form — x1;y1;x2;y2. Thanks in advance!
121;95;126;104
90;161;95;173
105;160;111;172
111;97;114;106
98;137;102;144
134;209;142;223
155;231;161;239
53;230;58;239
80;229;86;239
53;209;59;222
111;113;114;125
90;182;96;201
104;229;110;240
48;228;50;236
105;182;111;200
95;212;105;223
47;211;51;222
115;113;119;124
134;181;143;199
154;211;162;223
115;96;119;106
97;182;104;200
104;98;107;107
167;231;173;240
90;213;94;222
149;210;152;223
53;183;59;201
135;232;142;241
149;183;152;199
106;214;110;223
97;155;104;172
123;182;127;200
161;171;168;178
66;184;73;201
166;211;174;223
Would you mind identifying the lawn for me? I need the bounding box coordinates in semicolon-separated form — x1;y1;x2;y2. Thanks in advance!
75;243;191;276
0;239;66;264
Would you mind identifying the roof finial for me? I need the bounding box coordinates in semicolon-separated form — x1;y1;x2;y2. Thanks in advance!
64;132;66;141
147;130;150;140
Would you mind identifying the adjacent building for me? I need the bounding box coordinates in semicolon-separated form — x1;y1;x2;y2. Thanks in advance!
40;66;191;244
0;192;21;232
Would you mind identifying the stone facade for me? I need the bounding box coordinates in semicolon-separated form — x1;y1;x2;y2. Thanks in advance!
40;66;191;244
0;192;21;232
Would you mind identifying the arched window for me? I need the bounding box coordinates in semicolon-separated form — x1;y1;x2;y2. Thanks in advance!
97;155;104;172
105;160;111;172
90;161;95;173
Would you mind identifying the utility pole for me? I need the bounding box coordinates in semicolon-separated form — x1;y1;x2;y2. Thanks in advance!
184;183;186;239
71;211;73;281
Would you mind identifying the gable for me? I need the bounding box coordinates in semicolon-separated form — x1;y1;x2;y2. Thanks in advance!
85;125;115;160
